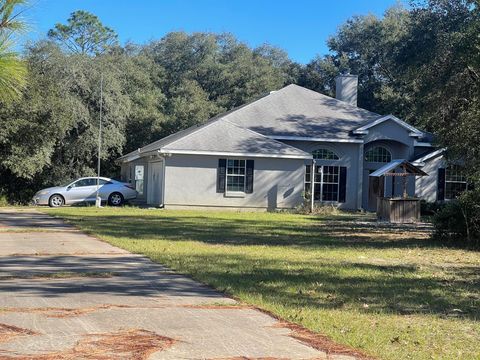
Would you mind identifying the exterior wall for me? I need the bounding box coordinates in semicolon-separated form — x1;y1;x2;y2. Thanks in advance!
118;119;439;211
363;120;415;151
281;141;362;210
163;154;305;209
415;155;445;203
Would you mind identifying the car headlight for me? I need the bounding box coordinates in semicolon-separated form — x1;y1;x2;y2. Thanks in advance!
38;191;49;196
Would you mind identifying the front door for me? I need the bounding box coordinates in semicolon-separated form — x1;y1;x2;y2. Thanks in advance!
147;161;163;206
367;174;384;211
368;176;379;211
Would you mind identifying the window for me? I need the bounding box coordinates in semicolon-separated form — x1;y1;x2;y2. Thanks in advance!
71;178;96;187
445;165;467;200
312;148;339;160
226;159;246;192
135;165;144;195
305;165;340;201
365;146;392;163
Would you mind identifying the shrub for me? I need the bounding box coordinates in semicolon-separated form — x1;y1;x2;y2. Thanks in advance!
420;200;445;216
295;194;341;215
432;190;480;247
0;194;9;207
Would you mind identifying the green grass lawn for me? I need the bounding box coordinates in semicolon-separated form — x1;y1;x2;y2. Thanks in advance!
44;207;480;360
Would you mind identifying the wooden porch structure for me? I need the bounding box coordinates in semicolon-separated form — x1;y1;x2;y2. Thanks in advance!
370;160;427;223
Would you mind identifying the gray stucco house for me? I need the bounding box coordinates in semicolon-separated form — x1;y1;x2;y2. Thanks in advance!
118;75;464;211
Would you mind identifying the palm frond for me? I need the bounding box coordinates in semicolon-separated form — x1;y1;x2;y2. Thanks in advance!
0;35;26;102
0;0;28;34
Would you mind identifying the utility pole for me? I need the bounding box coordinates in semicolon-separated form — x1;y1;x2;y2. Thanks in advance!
95;74;103;208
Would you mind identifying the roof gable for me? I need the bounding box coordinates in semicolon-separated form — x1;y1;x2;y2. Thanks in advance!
412;148;446;166
353;115;423;138
370;159;428;177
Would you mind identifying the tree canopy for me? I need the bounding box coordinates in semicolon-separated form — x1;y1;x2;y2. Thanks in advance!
47;10;118;55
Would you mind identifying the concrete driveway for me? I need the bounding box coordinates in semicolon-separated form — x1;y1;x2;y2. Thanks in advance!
0;208;361;360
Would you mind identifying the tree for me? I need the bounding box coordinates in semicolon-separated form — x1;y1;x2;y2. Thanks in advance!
47;10;118;55
0;41;131;201
0;0;27;102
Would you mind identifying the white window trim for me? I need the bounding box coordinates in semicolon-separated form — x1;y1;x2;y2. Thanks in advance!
312;148;340;160
445;167;468;200
225;159;247;195
364;146;392;163
305;165;340;203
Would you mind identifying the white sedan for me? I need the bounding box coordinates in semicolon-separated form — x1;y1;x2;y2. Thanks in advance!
32;177;138;207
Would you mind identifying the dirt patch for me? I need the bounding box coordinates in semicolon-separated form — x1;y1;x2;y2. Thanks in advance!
273;321;374;360
0;323;37;344
210;357;290;360
180;304;253;310
0;328;175;359
211;357;290;360
0;304;133;318
0;303;250;319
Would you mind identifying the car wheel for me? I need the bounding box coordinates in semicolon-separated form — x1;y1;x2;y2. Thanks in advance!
108;192;124;206
49;194;64;207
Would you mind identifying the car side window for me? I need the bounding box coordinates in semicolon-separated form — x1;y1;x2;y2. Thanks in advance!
71;179;95;187
98;179;112;185
86;178;97;186
71;179;87;188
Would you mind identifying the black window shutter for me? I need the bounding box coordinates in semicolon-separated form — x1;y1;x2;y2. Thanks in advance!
217;159;227;193
245;160;254;193
437;168;446;201
339;167;347;203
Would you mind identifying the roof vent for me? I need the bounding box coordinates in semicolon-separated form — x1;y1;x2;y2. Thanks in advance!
335;74;358;106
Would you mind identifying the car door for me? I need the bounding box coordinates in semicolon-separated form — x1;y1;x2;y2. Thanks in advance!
96;179;113;201
66;179;97;203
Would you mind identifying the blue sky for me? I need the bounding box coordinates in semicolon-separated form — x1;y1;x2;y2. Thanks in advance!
24;0;401;63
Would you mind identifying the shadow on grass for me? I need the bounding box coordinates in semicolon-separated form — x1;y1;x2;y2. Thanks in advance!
157;252;480;321
64;213;438;250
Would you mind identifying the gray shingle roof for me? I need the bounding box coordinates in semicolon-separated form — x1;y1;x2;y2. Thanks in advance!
119;84;425;161
162;120;311;158
223;84;380;139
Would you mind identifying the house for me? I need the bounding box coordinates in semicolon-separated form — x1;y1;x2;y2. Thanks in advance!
118;75;464;211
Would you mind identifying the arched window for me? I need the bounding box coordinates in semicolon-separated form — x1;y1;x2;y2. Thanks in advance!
365;146;392;163
312;148;339;160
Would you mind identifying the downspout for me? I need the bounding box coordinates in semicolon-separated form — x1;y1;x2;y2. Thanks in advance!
357;142;364;210
310;158;316;213
158;149;171;208
161;157;166;208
